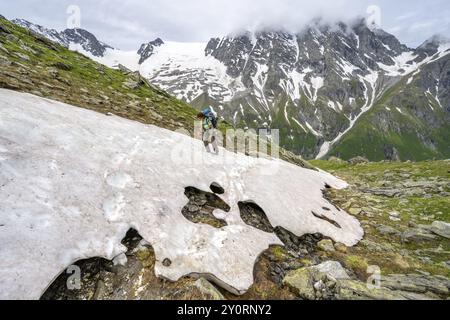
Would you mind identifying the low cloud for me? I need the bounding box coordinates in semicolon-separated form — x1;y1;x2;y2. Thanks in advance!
1;0;449;49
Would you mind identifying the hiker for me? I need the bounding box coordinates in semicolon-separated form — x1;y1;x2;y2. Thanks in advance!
197;107;219;154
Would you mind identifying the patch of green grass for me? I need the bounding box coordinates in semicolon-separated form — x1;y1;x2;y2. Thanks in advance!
269;246;288;261
313;159;450;279
344;255;369;276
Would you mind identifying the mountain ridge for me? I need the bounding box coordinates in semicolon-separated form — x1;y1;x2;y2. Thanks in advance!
10;17;450;161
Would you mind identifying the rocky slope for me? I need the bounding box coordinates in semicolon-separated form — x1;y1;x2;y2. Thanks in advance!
11;17;450;161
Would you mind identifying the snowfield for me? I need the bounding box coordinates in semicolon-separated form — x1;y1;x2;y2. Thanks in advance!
77;41;245;103
0;89;363;299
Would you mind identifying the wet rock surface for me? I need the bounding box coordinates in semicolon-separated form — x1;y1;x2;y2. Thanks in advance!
307;160;450;300
181;187;230;228
210;182;225;195
41;229;226;300
239;201;275;233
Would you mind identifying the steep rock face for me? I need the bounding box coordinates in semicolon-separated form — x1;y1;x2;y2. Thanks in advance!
327;44;450;161
61;28;112;57
416;35;450;57
198;21;411;157
138;38;164;64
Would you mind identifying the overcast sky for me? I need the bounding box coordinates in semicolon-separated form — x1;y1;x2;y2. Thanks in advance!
1;0;449;50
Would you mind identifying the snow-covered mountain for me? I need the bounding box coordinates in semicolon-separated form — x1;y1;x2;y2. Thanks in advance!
12;18;450;161
12;18;113;57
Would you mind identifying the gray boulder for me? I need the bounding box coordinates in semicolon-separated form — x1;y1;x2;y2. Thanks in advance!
430;221;450;239
336;280;437;300
381;274;450;297
402;228;437;243
283;261;349;300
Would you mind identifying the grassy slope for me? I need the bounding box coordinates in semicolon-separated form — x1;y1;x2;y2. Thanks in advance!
311;160;450;278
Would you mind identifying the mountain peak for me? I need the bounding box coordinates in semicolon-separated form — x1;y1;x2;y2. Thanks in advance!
137;38;165;64
12;18;112;57
421;34;450;46
62;28;113;56
12;18;66;45
417;34;450;55
151;37;164;46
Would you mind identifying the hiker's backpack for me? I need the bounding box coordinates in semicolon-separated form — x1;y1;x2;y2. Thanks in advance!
202;107;218;129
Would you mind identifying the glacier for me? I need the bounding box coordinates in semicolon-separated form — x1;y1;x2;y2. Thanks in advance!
0;89;363;299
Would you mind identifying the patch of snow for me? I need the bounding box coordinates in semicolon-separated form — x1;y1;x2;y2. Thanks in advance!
283;69;310;102
141;42;245;103
113;253;128;266
310;77;324;102
327;101;336;111
293;35;300;64
72;41;246;104
246;103;261;119
284;101;291;125
291;117;307;133
377;51;418;77
0;89;363;299
381;42;392;52
251;63;270;110
239;104;245;116
337;59;360;78
305;121;321;137
233;111;238;124
378;44;450;78
68;44;140;72
354;34;360;49
435;81;443;108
